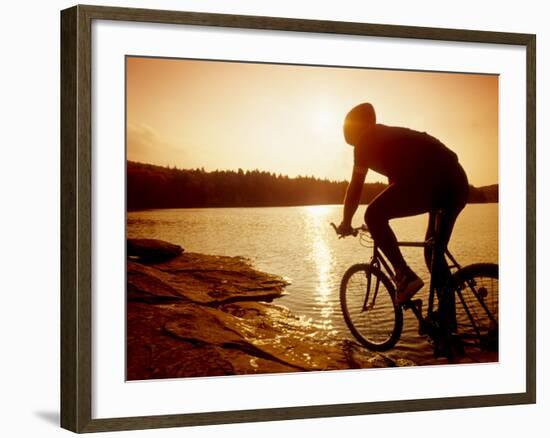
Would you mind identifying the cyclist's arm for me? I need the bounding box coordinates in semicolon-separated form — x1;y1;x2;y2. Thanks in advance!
342;165;368;226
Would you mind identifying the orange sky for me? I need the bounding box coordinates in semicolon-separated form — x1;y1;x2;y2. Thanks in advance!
126;56;498;186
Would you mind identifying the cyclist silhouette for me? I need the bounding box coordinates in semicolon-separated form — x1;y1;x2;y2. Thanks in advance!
335;102;469;305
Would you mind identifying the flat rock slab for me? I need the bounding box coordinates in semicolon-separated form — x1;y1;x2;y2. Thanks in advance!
128;252;288;305
126;239;413;380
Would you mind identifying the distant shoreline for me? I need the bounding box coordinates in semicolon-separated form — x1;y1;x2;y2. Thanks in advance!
127;161;498;211
127;201;498;213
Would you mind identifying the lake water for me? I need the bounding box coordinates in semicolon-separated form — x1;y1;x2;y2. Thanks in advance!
127;203;498;364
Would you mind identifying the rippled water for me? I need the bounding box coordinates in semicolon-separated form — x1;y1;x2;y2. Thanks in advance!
127;204;498;364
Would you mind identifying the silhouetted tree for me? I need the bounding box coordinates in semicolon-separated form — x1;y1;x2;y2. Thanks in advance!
127;161;497;210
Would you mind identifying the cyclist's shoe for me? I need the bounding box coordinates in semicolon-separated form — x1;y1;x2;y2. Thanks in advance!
396;270;424;305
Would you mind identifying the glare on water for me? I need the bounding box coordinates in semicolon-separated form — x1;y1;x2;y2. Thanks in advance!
304;206;335;327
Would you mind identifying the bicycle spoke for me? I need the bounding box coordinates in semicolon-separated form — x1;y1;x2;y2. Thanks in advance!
455;288;481;338
452;264;498;352
464;278;498;327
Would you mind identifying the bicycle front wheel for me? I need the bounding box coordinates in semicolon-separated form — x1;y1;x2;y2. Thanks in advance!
452;263;499;351
340;263;402;351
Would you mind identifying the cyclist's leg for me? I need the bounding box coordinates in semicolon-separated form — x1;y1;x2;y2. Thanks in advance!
424;164;469;332
424;208;461;286
429;208;462;334
424;163;469;285
365;182;433;275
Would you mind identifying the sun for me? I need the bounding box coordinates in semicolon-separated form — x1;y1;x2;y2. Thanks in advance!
309;105;343;137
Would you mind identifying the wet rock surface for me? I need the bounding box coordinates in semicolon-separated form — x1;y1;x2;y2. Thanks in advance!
127;239;413;380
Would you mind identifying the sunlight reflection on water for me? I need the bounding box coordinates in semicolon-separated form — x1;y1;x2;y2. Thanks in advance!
304;206;336;328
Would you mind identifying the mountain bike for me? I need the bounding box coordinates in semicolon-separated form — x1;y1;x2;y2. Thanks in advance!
330;211;498;359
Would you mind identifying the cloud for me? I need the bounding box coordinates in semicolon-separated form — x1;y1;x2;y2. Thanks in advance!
126;123;183;166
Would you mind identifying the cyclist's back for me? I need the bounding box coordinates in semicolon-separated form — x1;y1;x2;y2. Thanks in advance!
354;124;461;185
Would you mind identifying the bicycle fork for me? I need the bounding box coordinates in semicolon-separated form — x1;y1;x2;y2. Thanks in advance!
362;260;381;312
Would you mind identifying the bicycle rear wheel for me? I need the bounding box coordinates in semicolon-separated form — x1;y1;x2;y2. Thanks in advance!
451;263;498;351
340;263;402;351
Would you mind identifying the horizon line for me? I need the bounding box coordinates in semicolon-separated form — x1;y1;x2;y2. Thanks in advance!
127;160;499;188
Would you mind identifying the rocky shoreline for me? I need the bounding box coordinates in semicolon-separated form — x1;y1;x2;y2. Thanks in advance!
127;238;413;380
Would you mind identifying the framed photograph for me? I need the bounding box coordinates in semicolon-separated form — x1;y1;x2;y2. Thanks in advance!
60;4;536;433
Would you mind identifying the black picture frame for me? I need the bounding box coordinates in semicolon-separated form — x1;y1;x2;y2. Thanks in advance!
60;4;536;433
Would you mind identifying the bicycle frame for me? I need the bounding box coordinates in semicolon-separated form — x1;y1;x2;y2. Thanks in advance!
367;238;461;325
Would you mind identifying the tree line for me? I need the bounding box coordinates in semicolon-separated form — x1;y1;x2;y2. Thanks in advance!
127;161;497;210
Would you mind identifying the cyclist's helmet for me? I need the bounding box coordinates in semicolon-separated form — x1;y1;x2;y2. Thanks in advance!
343;102;376;146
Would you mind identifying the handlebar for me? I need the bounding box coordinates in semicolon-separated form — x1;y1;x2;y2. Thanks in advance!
330;222;369;238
